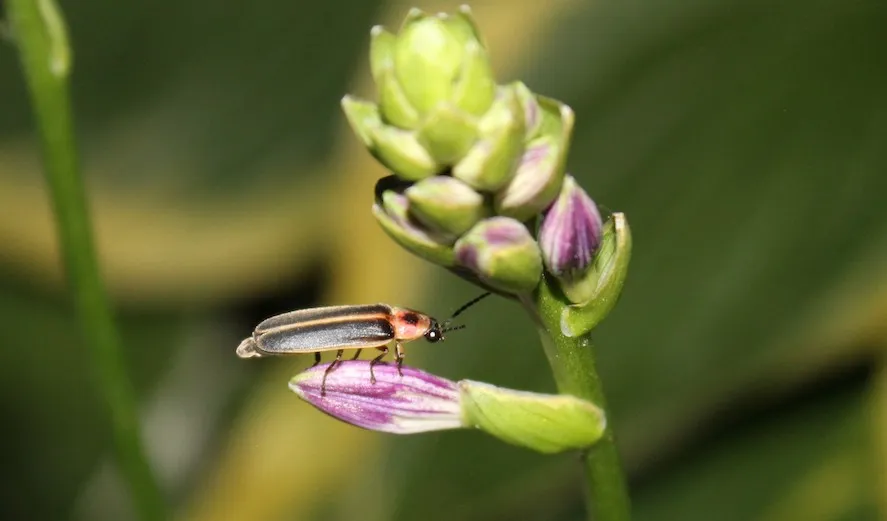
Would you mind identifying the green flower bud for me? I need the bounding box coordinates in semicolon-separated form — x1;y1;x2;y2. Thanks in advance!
513;81;542;140
345;7;498;182
368;125;442;181
452;84;526;191
377;65;421;129
559;213;633;337
340;95;379;149
454;217;543;294
405;176;489;236
341;95;442;181
495;96;574;221
416;103;479;164
371;19;494;129
390;8;495;119
394;12;465;116
373;189;456;266
441;5;486;50
451;39;496;117
369;25;395;81
460;380;606;454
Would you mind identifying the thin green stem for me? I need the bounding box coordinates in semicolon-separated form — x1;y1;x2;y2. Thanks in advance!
7;2;167;520
523;280;631;521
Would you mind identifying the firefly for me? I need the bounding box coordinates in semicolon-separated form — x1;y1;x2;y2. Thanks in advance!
236;292;491;393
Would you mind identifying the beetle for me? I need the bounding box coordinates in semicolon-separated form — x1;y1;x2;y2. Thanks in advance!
236;292;490;393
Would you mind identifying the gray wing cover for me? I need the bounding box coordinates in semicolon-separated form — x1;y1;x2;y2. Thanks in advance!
254;304;394;354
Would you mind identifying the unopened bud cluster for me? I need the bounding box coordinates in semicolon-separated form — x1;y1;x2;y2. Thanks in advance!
342;6;627;300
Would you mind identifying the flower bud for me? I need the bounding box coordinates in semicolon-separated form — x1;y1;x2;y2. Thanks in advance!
539;175;603;280
454;217;543;294
289;361;606;453
559;212;633;337
377;64;421;129
393;12;467;116
340;95;380;149
405;176;489;236
459;380;606;454
289;361;463;434
373;189;456;266
494;95;574;221
451;39;496;116
452;84;526;191
493;136;563;221
441;5;485;50
341;95;442;181
513;81;542;140
368;126;442;181
369;25;396;85
345;7;498;182
416;103;479;164
390;8;495;119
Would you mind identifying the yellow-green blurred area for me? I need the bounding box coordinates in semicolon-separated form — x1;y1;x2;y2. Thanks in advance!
1;0;886;520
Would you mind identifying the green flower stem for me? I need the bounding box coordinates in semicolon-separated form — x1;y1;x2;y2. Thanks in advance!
523;278;631;521
8;2;167;521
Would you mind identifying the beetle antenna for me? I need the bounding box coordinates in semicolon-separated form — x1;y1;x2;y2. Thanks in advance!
441;324;466;334
444;292;491;326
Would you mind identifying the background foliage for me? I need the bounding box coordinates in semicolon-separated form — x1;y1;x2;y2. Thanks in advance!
1;0;885;520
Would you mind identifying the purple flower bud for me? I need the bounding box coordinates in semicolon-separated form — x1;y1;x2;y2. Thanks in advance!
290;360;606;454
539;175;603;278
289;361;463;434
288;361;607;453
454;216;543;294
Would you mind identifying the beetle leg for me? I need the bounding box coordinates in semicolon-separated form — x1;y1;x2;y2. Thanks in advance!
351;348;363;361
321;349;344;397
312;352;321;367
369;346;389;385
394;342;405;378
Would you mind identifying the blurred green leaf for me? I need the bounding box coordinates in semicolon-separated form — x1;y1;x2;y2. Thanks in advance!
0;0;392;307
0;0;383;191
0;277;183;520
632;383;878;521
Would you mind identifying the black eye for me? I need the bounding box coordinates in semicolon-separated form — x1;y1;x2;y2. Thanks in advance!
425;330;441;343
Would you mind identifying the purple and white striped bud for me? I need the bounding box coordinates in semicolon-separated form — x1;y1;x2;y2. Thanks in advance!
558;212;633;336
537;176;633;332
289;361;606;453
454;216;543;295
290;361;463;434
539;175;603;280
493;95;574;221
